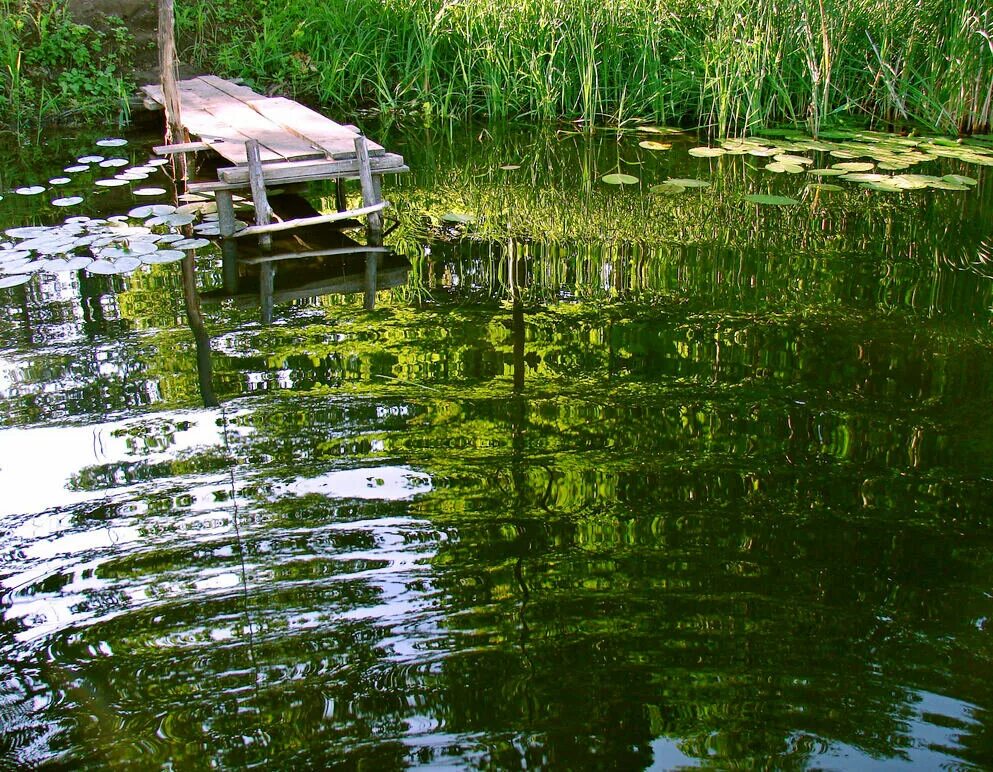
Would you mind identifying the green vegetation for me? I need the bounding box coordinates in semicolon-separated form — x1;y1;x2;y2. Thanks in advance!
0;0;134;136
177;0;992;135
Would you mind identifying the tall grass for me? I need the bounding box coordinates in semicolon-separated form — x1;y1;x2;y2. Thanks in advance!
176;0;992;136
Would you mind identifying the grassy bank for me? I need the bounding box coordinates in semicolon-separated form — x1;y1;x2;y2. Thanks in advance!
0;0;133;136
177;0;991;135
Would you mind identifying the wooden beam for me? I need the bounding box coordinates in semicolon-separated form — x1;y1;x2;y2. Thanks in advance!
238;245;392;264
154;141;210;155
216;153;407;185
232;202;389;238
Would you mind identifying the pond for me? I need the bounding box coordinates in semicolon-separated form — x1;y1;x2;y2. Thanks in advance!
1;119;993;769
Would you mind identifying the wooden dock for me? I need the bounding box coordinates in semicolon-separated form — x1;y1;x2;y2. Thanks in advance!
141;75;408;244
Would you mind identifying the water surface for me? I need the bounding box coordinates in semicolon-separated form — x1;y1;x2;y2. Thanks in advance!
1;123;993;769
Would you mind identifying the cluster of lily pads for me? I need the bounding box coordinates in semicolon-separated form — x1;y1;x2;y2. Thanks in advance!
603;128;988;205
0;202;218;288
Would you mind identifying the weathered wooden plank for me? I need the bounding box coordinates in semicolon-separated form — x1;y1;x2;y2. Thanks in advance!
217;153;407;185
153;141;210;155
177;78;325;161
233;202;389;238
239;245;392;264
197;76;384;159
143;83;321;164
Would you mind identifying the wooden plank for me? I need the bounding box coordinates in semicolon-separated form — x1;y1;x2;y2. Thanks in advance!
187;162;408;193
239;245;392;265
177;78;326;161
215;190;237;238
233;202;389;238
154;141;210;155
197;76;384;159
143;82;321;164
217;153;407;185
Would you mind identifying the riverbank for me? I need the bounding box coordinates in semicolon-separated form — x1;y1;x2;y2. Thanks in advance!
2;0;991;137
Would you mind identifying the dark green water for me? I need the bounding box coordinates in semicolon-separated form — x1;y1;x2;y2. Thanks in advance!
2;122;993;769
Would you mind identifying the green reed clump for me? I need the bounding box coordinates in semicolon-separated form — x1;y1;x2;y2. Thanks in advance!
0;0;134;136
175;0;992;135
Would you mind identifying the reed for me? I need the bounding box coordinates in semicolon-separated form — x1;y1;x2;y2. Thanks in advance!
173;0;992;136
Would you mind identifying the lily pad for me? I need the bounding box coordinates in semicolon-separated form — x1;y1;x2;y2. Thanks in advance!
942;174;978;187
95;179;129;187
664;178;710;188
99;158;129;168
141;249;186;264
807;183;844;192
52;196;84;207
172;238;212;250
744;194;800;206
808;168;847;177
49;256;93;272
133;187;168;196
832;162;875;172
649;183;686;195
146;159;170;167
774;153;813;166
601;173;639;185
15;186;45;195
840;173;886;183
929;179;971;191
688;147;725;158
96;138;128;147
639;140;672;151
130;204;176;218
861;182;904;193
0;274;32;289
78;155;104;164
766;162;804;174
48;177;72;185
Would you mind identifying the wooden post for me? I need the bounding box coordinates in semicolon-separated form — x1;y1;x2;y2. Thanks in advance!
334;179;347;212
245;140;273;250
215;190;237;238
354;135;383;234
158;0;188;179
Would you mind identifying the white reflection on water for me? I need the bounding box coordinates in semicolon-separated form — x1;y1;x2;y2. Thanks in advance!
270;465;433;501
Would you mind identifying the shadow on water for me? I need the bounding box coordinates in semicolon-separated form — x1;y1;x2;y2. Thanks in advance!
1;122;993;768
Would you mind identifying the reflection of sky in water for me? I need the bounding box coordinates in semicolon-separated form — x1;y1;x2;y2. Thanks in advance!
271;465;433;501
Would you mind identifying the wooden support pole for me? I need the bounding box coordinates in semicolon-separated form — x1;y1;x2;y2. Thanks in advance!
215;189;237;238
157;0;188;179
335;179;347;212
245;139;273;250
354;135;383;234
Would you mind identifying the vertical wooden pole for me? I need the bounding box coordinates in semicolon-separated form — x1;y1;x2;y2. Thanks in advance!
353;135;383;234
215;189;237;238
245;140;273;250
158;0;188;179
334;179;347;212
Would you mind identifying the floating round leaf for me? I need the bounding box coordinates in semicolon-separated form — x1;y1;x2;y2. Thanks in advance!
638;141;672;151
177;201;217;215
829;150;858;159
773;153;813;166
942;174;978;187
688;147;725;158
840;172;886;182
172;238;212;250
95;178;129;187
114;256;143;273
64;165;89;173
747;147;780;157
133;187;168;196
78;155;104;163
147;213;195;227
141;249;186;264
0;274;32;289
146;158;170;167
808;168;847;177
637;125;682;135
6;226;51;238
765;162;803;174
0;258;35;274
49;177;72;185
601;173;639;185
15;186;45;195
129;204;176;218
155;233;184;243
807;183;844;192
52;196;84;207
96;138;128;147
665;178;710;188
649;183;686;195
49;256;93;272
86;260;121;275
177;192;210;203
116;173;148;181
861;182;904;192
929;179;971;191
99;158;129;168
0;250;30;262
744;194;800;206
890;175;929;190
832;162;875;172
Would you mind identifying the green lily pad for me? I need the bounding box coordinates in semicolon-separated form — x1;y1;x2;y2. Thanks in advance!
808;168;847;177
841;173;886;183
638;141;672;151
774;153;813;166
807;183;844;192
766;162;804;174
744;194;800;206
0;273;32;288
928;179;971;191
942;174;978;186
688;147;725;158
861;182;904;193
649;183;686;195
601;173;639;185
664;178;710;188
832;162;875;172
